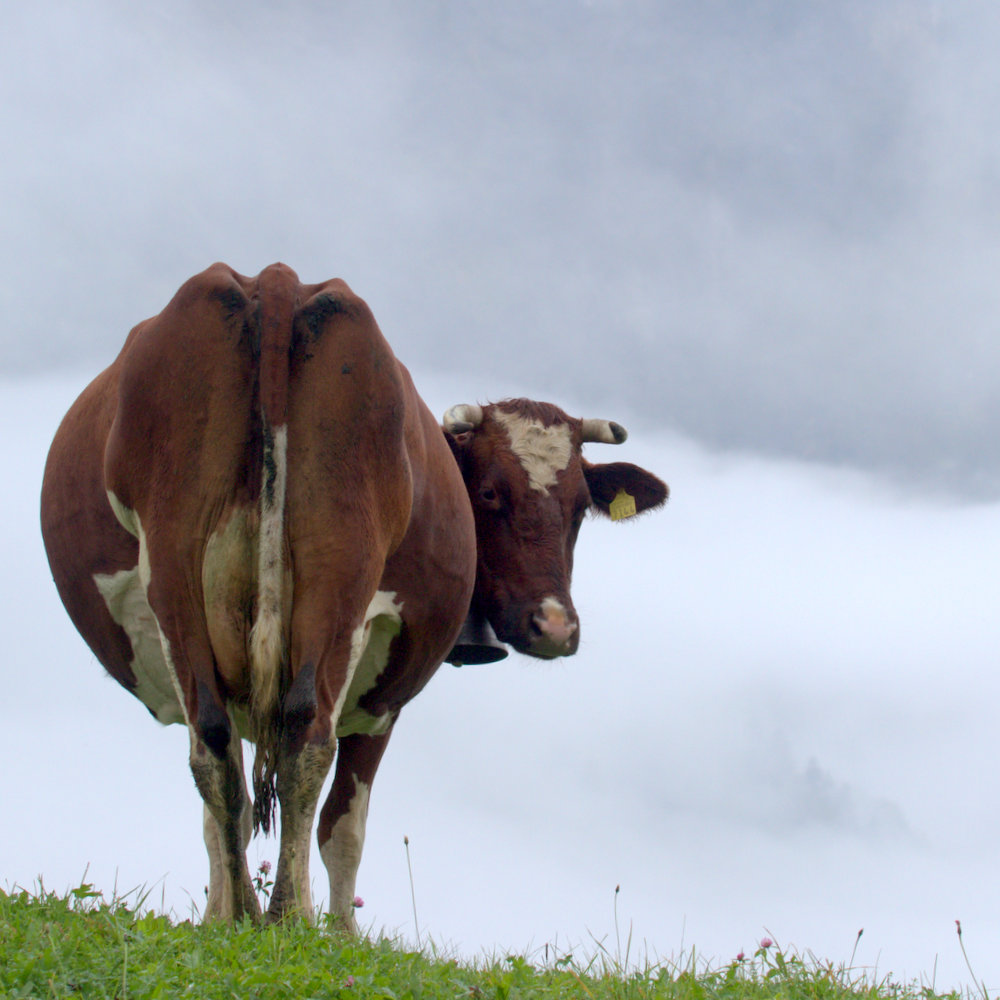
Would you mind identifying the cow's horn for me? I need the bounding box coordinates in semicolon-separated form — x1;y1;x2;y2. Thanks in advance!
581;419;628;444
443;404;484;434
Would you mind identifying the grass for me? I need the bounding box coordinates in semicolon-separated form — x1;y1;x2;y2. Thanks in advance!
0;880;973;1000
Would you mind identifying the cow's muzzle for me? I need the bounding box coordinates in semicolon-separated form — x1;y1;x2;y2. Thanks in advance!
526;596;579;658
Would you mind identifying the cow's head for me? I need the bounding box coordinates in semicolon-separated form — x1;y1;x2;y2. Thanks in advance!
444;399;668;659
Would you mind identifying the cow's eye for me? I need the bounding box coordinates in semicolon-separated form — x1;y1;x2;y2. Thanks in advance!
478;485;501;509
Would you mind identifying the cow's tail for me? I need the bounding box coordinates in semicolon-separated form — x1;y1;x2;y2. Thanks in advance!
249;264;297;834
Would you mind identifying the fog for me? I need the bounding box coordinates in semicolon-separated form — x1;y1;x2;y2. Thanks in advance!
6;373;999;988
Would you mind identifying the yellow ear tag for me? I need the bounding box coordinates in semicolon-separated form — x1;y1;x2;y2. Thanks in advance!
609;488;637;522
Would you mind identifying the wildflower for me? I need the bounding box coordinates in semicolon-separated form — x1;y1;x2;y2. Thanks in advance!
736;951;745;961
956;919;962;936
259;860;272;876
344;975;355;987
352;896;364;908
759;937;773;949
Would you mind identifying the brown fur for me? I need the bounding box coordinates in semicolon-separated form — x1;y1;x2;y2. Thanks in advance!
40;263;667;925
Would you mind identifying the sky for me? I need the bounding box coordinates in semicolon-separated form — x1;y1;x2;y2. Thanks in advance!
4;0;1000;990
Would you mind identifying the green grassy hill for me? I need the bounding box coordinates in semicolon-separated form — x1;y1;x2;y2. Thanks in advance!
0;883;968;1000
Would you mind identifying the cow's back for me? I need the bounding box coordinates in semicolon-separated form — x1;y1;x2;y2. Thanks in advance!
42;263;417;738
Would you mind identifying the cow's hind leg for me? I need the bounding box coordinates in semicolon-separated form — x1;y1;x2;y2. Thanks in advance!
317;728;394;932
201;732;255;920
138;545;260;924
144;568;260;923
265;660;337;922
190;722;261;922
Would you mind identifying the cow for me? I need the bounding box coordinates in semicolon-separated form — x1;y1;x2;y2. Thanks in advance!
40;262;668;928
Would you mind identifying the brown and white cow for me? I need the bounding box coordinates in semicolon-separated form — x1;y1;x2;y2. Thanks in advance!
40;262;667;928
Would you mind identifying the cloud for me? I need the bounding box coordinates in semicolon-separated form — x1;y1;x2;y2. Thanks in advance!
5;1;1000;494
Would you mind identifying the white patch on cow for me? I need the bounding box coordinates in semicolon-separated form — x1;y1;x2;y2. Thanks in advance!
493;409;573;493
336;591;403;737
201;504;262;708
539;595;571;623
319;774;370;925
202;507;255;614
97;498;188;724
250;423;288;733
93;565;186;724
537;596;577;639
107;490;139;538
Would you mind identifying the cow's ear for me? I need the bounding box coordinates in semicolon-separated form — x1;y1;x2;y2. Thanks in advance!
583;461;668;518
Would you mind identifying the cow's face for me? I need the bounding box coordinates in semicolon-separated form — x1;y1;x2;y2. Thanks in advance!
445;399;668;659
